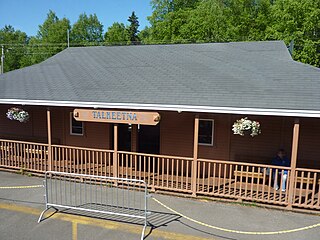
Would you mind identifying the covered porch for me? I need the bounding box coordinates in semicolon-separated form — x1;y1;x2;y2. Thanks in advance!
1;108;320;211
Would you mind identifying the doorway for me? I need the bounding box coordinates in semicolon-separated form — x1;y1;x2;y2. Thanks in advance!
118;124;131;151
116;123;160;154
138;125;160;154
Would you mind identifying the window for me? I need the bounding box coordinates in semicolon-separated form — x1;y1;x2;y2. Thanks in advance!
70;113;84;136
198;119;214;146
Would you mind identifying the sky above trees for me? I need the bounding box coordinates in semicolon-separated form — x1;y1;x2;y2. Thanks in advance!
0;0;151;36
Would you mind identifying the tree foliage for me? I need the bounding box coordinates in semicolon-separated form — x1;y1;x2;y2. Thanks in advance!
31;10;71;64
104;11;141;45
141;0;320;67
71;13;104;44
0;25;28;72
127;11;140;43
105;22;128;45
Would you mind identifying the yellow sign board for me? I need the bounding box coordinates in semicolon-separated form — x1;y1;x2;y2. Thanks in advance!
73;109;160;125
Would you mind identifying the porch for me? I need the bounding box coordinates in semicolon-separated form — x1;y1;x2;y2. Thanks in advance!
1;138;319;211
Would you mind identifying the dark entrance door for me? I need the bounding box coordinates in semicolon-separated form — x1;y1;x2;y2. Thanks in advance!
118;124;131;151
138;125;160;154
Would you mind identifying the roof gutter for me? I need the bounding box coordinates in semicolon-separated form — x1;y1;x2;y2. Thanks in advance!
0;99;320;118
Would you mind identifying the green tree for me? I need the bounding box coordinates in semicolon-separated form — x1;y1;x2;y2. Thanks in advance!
139;26;153;44
127;11;140;43
143;0;319;67
27;10;71;65
145;0;199;42
37;10;70;44
266;0;320;67
0;25;29;72
71;13;104;44
178;0;231;42
104;22;128;45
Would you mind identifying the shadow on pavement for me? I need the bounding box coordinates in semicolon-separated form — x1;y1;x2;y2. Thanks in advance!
0;197;44;206
179;220;237;240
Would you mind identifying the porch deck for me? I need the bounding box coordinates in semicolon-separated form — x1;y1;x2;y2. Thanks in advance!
1;138;320;211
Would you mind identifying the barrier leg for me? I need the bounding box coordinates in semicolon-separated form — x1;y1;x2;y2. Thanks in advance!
38;207;49;223
141;225;146;240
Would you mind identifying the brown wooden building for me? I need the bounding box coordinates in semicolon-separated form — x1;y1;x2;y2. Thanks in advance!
1;41;320;211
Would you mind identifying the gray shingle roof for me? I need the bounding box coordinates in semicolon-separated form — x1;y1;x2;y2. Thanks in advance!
0;41;320;116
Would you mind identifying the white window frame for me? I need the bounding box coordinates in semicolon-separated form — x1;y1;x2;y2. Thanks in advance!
198;119;214;146
70;112;84;136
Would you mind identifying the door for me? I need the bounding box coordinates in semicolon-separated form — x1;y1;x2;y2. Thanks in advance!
118;124;131;151
138;124;160;154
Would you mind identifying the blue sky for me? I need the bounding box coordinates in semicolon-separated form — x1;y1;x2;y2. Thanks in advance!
0;0;153;36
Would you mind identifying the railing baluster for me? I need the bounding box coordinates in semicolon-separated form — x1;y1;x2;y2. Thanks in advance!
142;155;146;181
213;163;216;194
130;154;133;180
152;157;155;189
163;157;167;188
298;171;304;205
181;159;184;190
176;159;179;189
157;156;160;186
208;162;212;193
310;172;316;206
228;164;232;196
186;160;189;191
125;153;129;178
251;167;256;199
244;165;248;199
202;162;205;192
239;165;243;197
223;164;227;195
171;158;174;189
305;171;311;205
316;178;320;208
217;163;221;195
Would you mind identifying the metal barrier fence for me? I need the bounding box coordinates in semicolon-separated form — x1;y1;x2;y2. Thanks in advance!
38;171;150;240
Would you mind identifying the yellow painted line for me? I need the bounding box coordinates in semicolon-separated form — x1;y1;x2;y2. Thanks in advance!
0;184;43;189
0;203;211;240
153;197;320;235
72;222;77;240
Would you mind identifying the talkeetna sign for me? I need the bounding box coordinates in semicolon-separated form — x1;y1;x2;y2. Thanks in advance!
73;109;160;125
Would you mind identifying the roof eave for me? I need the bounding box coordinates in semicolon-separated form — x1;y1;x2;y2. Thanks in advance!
0;99;319;118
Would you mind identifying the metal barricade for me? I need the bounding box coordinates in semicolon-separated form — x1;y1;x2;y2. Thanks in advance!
38;171;150;240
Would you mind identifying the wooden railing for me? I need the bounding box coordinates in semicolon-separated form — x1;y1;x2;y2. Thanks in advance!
117;151;194;193
51;145;114;176
0;138;320;211
197;159;291;205
292;168;320;210
0;139;48;173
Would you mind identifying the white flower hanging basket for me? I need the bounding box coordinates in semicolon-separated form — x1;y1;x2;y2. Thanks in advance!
6;107;30;123
232;117;261;137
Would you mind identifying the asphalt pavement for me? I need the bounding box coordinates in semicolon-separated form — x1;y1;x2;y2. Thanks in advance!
0;171;319;240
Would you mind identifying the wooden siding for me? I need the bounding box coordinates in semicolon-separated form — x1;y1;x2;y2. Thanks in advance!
298;118;320;169
64;108;111;149
229;115;293;164
160;112;194;157
0;105;63;144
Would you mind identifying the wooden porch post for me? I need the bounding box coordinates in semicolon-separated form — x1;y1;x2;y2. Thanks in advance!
113;124;118;178
287;119;300;209
47;109;52;172
191;115;199;196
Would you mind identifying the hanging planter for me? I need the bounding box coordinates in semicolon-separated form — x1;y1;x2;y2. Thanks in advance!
232;117;261;137
6;107;30;123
